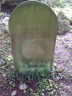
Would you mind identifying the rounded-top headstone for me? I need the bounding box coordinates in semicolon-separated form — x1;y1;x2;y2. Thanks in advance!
9;1;58;73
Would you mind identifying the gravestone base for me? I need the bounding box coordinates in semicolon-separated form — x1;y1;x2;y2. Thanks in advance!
14;59;53;73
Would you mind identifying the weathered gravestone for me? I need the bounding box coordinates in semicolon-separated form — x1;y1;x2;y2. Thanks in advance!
9;1;58;73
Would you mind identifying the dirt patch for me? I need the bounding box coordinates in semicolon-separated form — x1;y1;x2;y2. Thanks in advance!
54;32;72;76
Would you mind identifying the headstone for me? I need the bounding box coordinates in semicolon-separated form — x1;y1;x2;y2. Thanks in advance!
9;1;58;73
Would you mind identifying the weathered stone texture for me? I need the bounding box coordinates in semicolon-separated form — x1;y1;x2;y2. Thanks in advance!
9;1;58;73
57;10;71;34
58;20;70;34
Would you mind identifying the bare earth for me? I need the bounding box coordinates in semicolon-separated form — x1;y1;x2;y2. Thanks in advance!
54;32;72;75
54;31;72;95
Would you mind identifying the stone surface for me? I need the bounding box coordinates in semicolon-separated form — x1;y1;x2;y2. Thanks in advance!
19;84;28;90
9;1;58;72
57;10;64;20
58;19;70;34
57;10;72;23
11;90;17;96
49;0;61;6
57;10;71;34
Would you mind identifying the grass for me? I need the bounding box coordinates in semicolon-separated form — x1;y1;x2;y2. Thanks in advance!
0;68;62;96
0;48;63;96
0;52;67;95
